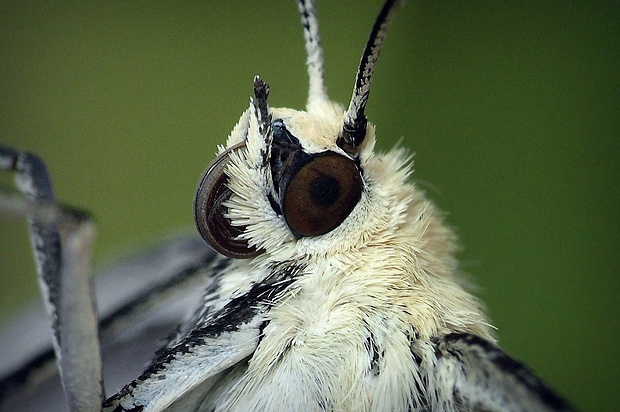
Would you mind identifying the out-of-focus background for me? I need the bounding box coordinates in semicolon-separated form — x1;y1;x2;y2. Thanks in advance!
0;1;617;410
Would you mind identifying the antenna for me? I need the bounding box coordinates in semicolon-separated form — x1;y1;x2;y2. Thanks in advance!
338;0;403;156
297;0;329;110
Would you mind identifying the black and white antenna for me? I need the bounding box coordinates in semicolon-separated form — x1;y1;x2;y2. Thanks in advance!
338;0;403;156
297;0;329;110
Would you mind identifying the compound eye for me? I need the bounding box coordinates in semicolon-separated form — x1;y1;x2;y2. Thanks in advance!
282;153;362;237
194;142;260;258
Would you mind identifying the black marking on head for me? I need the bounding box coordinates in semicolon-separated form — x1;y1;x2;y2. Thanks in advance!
268;120;363;239
267;192;282;216
269;119;311;200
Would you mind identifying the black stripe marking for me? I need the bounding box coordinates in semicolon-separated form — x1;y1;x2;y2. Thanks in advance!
437;333;573;411
0;249;222;404
103;262;305;410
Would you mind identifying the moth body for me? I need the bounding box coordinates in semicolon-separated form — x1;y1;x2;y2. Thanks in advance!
0;1;572;411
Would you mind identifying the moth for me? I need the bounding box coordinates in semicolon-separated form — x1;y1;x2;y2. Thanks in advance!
0;0;572;411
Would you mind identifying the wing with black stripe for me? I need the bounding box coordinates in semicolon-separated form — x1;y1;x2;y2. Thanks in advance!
422;333;573;411
102;262;304;411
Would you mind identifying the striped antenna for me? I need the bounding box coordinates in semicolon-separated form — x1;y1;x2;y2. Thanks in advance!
297;0;329;110
338;0;403;156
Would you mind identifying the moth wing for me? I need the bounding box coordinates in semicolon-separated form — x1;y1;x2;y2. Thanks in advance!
428;333;572;411
0;233;221;411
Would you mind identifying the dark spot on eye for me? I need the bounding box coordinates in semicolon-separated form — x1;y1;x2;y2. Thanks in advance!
310;174;340;208
281;152;362;237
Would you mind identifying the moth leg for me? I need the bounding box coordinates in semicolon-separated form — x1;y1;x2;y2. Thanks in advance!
1;233;220;408
0;147;103;411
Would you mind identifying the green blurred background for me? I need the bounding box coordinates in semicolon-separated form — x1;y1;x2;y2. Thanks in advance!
0;1;617;409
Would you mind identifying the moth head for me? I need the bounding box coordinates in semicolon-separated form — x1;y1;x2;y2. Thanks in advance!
194;0;403;259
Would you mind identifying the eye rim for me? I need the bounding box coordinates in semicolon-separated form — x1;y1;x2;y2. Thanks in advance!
194;142;261;259
280;151;363;238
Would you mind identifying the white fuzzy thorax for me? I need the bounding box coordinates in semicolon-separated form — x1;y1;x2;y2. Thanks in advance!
6;2;569;411
208;99;493;410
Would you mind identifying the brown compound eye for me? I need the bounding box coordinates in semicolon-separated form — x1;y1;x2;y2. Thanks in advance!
282;153;362;237
194;142;260;258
